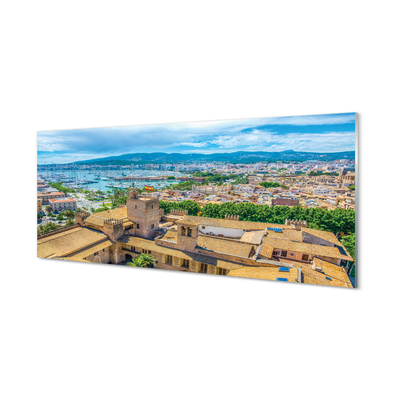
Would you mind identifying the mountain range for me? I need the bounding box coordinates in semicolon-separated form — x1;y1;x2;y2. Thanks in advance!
57;150;355;165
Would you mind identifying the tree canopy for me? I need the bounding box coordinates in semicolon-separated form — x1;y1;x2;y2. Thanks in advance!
159;200;355;235
127;254;156;268
259;181;281;189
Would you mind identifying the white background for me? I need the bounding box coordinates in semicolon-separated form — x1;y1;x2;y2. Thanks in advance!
1;1;399;399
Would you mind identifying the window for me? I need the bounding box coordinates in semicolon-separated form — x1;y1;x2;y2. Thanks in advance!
281;250;287;257
165;255;173;264
200;263;208;273
94;252;99;256
187;227;192;237
302;254;309;261
182;259;189;268
279;266;290;272
137;224;140;229
218;268;227;276
151;224;155;229
135;205;137;209
181;227;186;236
202;225;206;229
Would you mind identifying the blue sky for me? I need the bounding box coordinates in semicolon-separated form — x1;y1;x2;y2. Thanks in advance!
37;112;356;164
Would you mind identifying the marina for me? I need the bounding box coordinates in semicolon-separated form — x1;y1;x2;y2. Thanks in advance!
37;168;184;192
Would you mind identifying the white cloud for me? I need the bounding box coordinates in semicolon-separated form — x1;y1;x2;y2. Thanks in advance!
37;113;355;162
180;142;208;147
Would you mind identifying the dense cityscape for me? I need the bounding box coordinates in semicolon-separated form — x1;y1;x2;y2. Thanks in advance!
37;156;356;288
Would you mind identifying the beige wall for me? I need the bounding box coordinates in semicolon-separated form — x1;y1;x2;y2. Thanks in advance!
85;247;111;264
127;196;160;239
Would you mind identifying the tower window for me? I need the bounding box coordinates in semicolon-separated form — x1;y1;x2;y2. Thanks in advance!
151;224;155;229
200;263;208;273
135;205;137;209
187;227;192;237
182;259;189;268
165;255;173;264
218;268;227;276
181;227;186;236
137;224;140;229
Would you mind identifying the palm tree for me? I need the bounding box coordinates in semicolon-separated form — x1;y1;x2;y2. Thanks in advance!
127;253;156;268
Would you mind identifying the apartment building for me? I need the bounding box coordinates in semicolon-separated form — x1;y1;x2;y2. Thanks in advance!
37;191;65;205
48;197;77;212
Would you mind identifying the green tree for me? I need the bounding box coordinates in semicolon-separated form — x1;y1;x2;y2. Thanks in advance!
341;233;355;260
259;181;281;189
170;180;196;191
127;254;156;268
56;213;64;221
93;206;110;213
37;222;59;235
65;218;75;227
341;233;356;277
112;195;128;208
64;210;75;218
159;200;201;216
48;181;74;195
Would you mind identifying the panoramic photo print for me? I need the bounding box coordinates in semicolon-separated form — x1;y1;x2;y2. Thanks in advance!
37;113;357;288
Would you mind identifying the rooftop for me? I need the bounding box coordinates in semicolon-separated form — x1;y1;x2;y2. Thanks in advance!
119;236;253;271
49;197;75;203
228;266;298;282
37;191;64;197
182;215;294;231
85;208;128;227
297;259;353;288
37;227;108;258
197;235;256;258
261;236;353;261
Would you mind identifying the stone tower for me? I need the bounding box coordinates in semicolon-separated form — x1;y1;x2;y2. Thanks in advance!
127;189;160;239
176;219;199;251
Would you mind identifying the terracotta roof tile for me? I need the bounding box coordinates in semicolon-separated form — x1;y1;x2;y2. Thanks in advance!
261;237;353;261
37;227;109;258
228;266;298;282
197;235;256;258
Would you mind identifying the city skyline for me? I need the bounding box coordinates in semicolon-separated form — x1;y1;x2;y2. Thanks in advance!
37;113;356;164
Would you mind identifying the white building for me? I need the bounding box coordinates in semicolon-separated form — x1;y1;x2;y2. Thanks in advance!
48;197;77;212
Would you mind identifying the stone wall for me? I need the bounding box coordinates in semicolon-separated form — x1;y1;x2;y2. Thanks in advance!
75;211;90;226
127;194;160;239
85;246;111;264
102;219;125;242
176;222;199;251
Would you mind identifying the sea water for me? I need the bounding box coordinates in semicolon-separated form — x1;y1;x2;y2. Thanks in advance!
37;169;185;192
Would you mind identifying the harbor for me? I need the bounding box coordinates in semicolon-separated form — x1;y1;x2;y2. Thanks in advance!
37;169;185;192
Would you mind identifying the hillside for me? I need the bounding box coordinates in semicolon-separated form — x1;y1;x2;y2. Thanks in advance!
60;150;355;165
